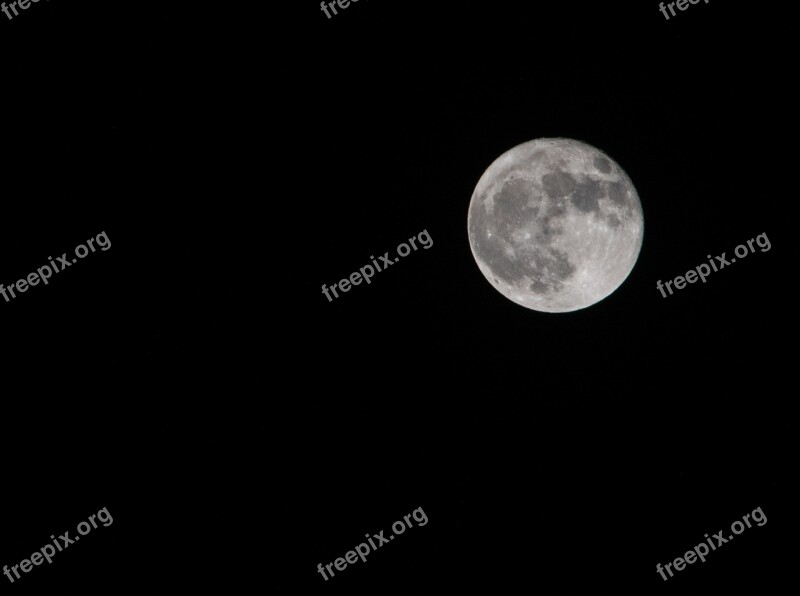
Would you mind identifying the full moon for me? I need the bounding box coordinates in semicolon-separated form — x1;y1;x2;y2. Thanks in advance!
467;138;644;313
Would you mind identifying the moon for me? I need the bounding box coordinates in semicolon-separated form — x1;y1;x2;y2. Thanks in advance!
467;138;644;313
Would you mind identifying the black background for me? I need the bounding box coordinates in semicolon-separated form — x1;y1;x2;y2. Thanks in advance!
1;0;794;593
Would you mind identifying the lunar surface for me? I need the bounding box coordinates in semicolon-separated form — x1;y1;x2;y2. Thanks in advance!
467;138;644;313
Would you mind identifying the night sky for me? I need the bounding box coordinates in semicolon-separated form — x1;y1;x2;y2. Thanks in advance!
1;0;793;593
